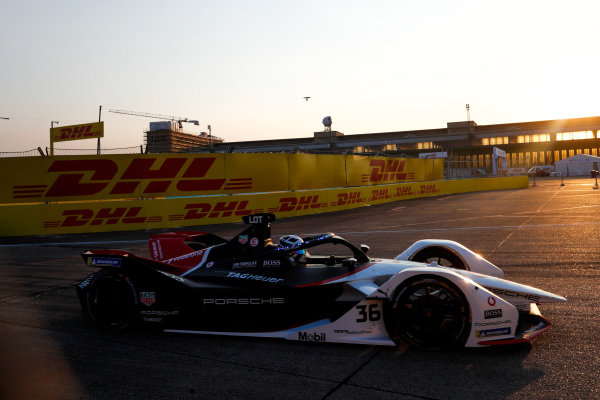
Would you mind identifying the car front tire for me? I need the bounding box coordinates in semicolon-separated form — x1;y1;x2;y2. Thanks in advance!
385;276;471;350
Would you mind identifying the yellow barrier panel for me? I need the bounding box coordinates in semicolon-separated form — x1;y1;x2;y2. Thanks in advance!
224;153;289;193
288;154;347;190
1;154;442;204
345;156;442;186
0;176;527;236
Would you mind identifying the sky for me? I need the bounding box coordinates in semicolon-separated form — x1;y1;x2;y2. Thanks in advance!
1;0;600;153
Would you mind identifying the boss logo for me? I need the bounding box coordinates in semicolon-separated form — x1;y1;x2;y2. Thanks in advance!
484;309;503;319
262;259;281;267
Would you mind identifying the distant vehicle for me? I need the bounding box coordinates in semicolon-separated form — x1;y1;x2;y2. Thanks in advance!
76;213;566;350
528;165;554;177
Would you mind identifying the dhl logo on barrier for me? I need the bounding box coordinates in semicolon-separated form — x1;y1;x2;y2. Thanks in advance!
40;184;442;229
1;176;529;236
4;153;440;203
362;159;415;183
12;157;252;200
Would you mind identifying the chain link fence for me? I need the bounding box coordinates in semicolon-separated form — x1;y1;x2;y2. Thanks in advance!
0;145;144;157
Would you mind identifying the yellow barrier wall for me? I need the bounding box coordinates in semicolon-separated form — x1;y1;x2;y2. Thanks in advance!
1;176;528;236
0;154;441;204
288;154;347;190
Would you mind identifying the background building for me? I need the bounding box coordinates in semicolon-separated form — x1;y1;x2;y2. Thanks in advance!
202;115;600;173
145;121;223;153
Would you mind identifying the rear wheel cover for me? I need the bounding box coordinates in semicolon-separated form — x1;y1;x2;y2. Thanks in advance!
386;277;470;350
87;272;137;331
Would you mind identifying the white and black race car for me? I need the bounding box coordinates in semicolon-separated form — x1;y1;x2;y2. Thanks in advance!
77;213;566;350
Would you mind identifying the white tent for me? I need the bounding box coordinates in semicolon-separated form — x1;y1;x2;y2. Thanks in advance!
555;154;600;176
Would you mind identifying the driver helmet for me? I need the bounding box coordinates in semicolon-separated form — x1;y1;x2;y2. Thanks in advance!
279;235;308;263
279;235;304;252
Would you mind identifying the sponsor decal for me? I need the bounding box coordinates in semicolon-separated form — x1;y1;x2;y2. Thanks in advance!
143;317;162;323
484;309;503;319
232;261;258;269
298;332;326;342
140;310;179;316
488;296;496;306
203;298;284;305
486;288;541;303
238;235;249;245
77;274;95;289
250;237;259;247
362;159;413;183
262;259;281;267
140;291;156;307
247;215;264;224
165;248;210;267
151;241;163;260
333;329;373;335
87;257;121;267
335;191;365;206
226;272;284;283
205;261;215;269
51;122;104;142
476;327;511;338
278;195;326;212
37;157;252;199
475;320;512;327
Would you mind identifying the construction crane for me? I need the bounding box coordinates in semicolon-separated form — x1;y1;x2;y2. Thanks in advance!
108;109;199;129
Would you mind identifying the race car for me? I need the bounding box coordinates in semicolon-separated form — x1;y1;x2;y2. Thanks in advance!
76;213;566;350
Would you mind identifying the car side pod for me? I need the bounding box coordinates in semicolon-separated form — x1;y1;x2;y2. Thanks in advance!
395;239;504;278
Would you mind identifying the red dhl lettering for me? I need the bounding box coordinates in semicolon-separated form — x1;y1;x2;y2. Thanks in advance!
60;207;146;227
40;157;251;198
336;192;363;206
278;196;323;212
54;201;252;227
183;201;251;220
396;187;413;196
419;184;438;194
368;159;407;182
54;124;100;140
370;189;390;201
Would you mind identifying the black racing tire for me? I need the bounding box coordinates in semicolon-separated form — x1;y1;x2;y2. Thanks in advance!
411;247;466;270
385;276;471;351
87;271;137;331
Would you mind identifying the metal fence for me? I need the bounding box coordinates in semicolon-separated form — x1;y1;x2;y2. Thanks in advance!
0;145;144;157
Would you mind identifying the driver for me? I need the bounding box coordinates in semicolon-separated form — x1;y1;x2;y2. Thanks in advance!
279;235;309;265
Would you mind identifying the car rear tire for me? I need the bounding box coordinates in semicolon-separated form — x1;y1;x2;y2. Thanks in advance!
385;276;471;350
87;271;137;331
411;247;466;270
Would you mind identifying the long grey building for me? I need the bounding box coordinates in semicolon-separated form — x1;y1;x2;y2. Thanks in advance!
181;116;600;172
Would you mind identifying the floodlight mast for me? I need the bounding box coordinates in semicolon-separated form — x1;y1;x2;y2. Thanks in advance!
108;109;200;128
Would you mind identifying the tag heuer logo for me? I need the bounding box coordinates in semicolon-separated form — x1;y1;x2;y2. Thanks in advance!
140;292;156;307
238;235;249;245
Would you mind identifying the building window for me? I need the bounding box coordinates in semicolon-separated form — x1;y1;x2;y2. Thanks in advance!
417;141;437;150
556;130;596;141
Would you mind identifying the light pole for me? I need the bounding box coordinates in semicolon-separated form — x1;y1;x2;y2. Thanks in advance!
466;104;470;121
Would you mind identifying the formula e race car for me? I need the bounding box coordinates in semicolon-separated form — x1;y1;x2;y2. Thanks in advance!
76;214;566;350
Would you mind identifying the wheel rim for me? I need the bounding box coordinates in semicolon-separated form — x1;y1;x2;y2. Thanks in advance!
393;279;469;350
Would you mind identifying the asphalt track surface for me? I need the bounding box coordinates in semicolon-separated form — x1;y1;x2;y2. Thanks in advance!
1;176;599;399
